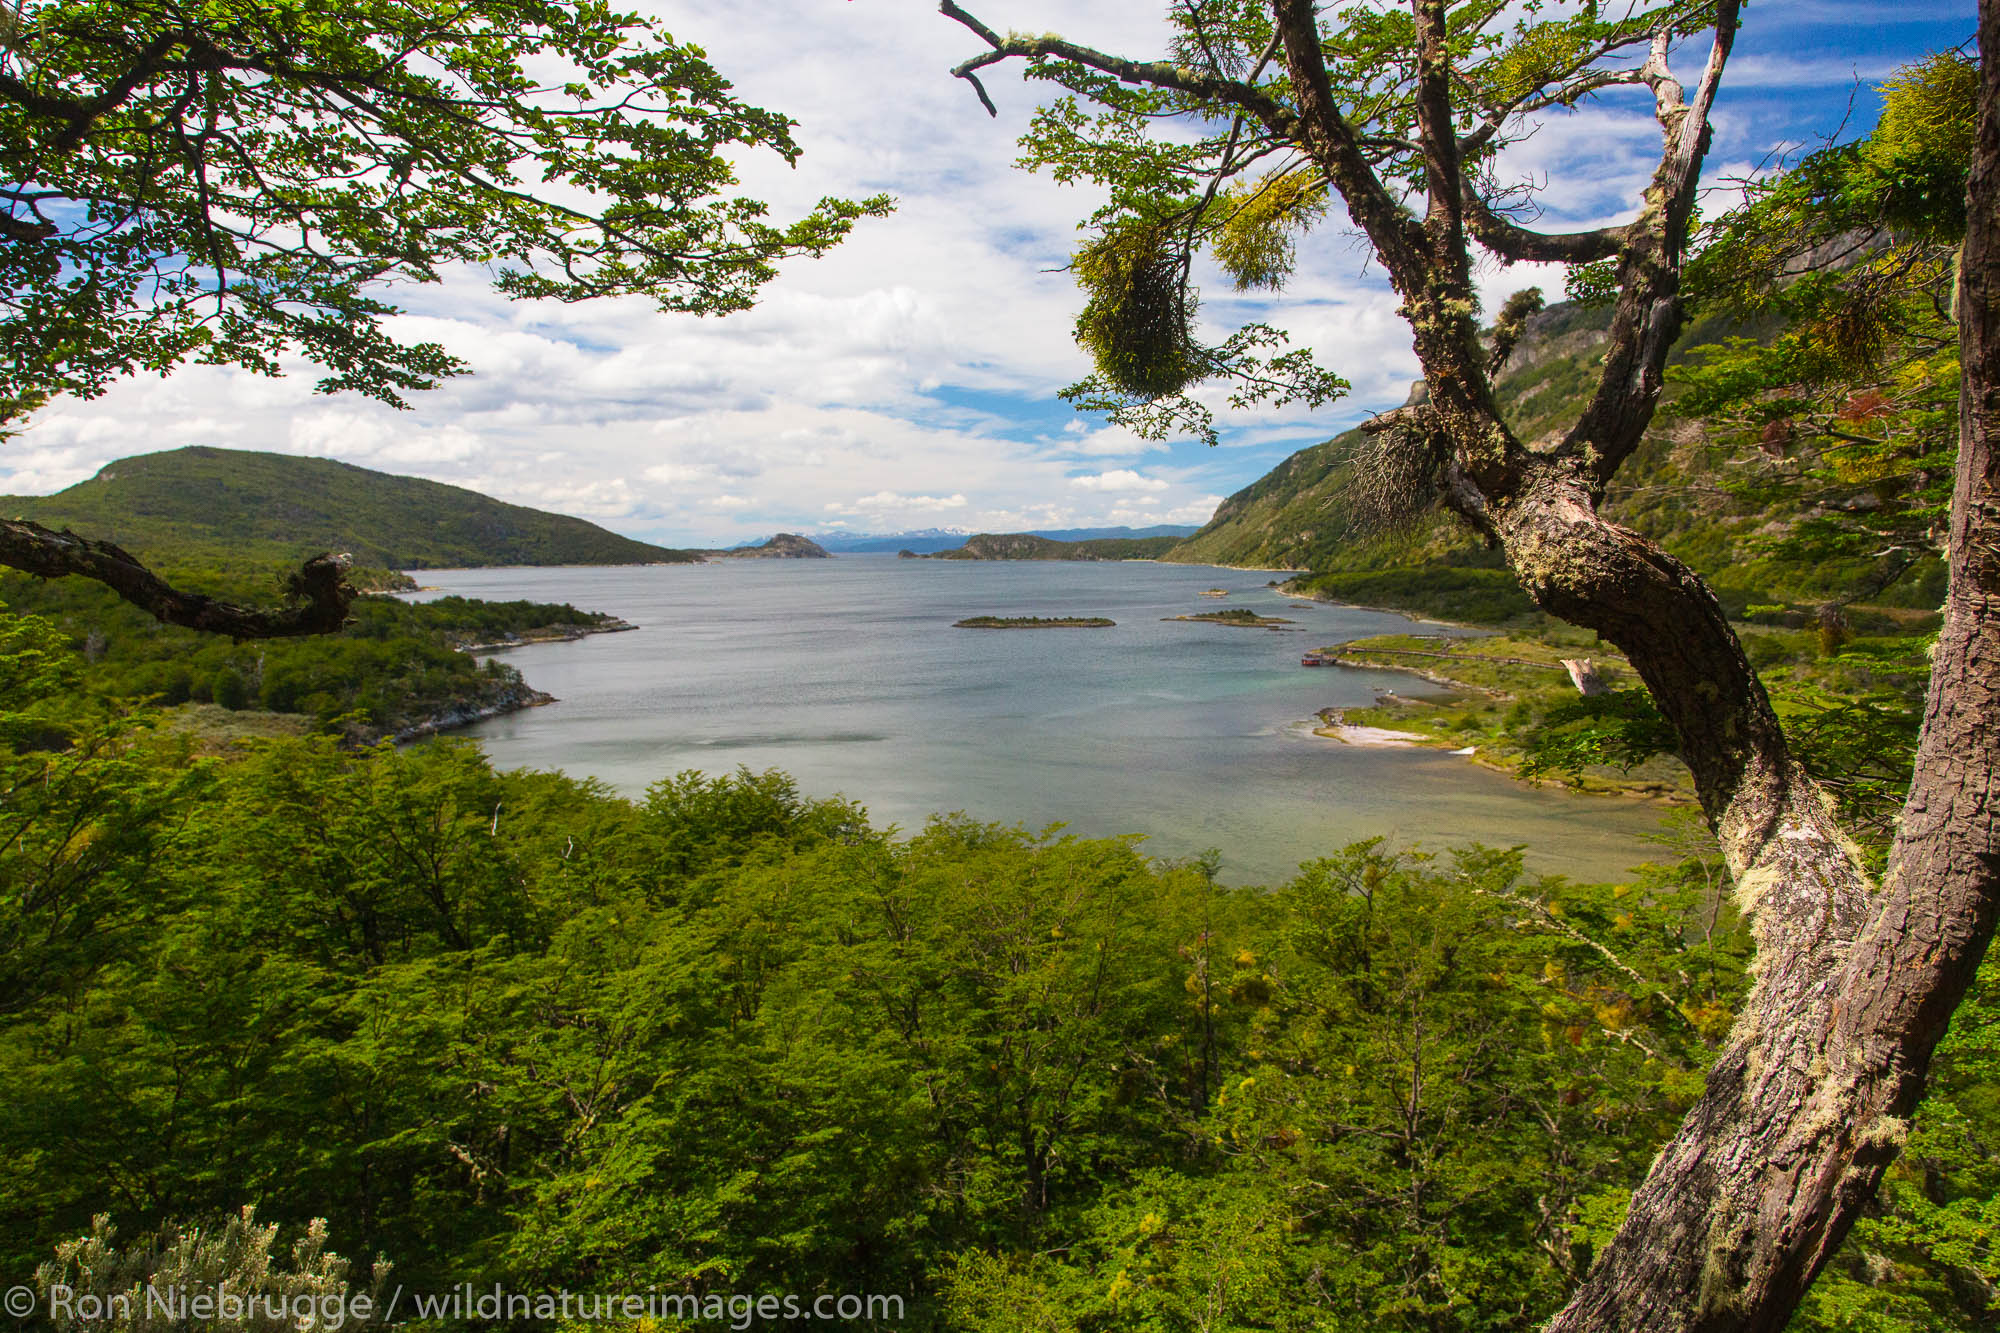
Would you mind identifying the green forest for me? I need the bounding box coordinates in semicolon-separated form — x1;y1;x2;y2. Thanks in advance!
3;448;700;573
2;608;1995;1330
0;572;622;744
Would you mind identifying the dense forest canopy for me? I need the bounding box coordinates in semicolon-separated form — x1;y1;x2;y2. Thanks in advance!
3;610;1997;1329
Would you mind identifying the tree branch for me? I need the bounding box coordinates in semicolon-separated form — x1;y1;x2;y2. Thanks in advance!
1411;0;1466;264
1560;3;1744;485
1548;8;2000;1323
1459;66;1647;159
0;211;55;243
939;0;1290;126
1267;0;1427;289
0;520;357;638
1461;190;1629;264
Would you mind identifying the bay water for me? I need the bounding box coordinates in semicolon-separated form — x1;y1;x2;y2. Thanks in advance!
409;556;1675;885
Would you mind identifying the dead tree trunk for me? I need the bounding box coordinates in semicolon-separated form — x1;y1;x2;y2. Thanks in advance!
1560;658;1607;696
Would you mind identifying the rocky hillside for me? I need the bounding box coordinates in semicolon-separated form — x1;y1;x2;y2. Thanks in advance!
1165;301;1617;573
699;533;832;558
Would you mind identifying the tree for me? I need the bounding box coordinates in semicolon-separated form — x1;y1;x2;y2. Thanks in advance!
0;0;886;634
935;1;2000;1327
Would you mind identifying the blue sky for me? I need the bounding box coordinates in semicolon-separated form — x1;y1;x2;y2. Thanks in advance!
5;1;1979;544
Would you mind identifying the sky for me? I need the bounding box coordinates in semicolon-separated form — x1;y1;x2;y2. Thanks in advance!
4;0;1980;545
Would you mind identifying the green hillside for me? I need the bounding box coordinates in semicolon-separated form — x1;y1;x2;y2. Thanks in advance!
4;446;699;572
1159;302;1927;621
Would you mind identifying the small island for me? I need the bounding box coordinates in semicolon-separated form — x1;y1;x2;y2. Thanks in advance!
954;615;1117;629
693;532;832;559
1164;608;1294;627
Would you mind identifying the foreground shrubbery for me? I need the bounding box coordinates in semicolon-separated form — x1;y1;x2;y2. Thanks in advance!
0;612;1991;1330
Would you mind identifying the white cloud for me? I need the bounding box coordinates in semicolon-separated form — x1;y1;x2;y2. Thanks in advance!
1069;469;1169;493
2;1;1945;542
1164;496;1225;525
825;490;970;515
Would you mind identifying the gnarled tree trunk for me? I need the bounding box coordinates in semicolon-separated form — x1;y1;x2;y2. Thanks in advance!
1544;7;2000;1326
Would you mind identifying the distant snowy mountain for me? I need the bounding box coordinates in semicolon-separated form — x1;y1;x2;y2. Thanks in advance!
804;527;973;554
790;524;1200;554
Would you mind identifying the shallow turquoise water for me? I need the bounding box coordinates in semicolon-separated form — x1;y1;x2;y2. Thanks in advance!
409;556;1673;885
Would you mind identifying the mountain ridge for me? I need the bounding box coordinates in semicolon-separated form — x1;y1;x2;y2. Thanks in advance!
4;446;700;573
906;532;1182;561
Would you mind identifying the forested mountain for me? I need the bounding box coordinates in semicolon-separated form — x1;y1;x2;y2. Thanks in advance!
1168;304;1866;612
0;447;677;741
1164;296;1946;631
1164;303;1627;574
4;446;698;572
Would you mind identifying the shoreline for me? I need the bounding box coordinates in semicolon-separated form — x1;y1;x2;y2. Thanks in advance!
419;619;638;742
392;683;556;744
1305;637;1697;804
450;619;638;653
1307;703;1687;803
1310;709;1427;747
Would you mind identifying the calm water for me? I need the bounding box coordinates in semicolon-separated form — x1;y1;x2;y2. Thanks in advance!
408;556;1671;885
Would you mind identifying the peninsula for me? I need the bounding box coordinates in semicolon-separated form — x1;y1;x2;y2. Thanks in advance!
908;532;1178;561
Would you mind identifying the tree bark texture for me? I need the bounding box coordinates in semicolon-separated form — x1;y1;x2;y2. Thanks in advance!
1544;6;2000;1327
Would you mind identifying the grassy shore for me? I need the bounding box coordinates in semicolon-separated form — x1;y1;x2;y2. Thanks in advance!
1315;632;1697;802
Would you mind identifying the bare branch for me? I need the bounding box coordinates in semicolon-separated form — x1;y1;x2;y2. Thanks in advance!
0;520;357;638
1462;189;1629;264
939;0;1292;130
1562;3;1745;485
1411;0;1467;261
1268;0;1427;286
1459;66;1647;158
